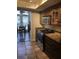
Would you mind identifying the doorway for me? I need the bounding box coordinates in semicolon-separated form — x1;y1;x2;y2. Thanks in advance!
17;10;31;42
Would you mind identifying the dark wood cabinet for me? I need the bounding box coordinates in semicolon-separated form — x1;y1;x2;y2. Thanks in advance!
41;8;61;26
44;35;61;59
36;28;61;59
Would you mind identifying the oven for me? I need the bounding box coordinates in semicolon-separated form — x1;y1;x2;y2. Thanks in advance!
37;31;44;51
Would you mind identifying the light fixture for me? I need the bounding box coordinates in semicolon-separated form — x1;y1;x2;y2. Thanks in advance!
17;0;48;9
29;0;32;2
33;0;48;9
41;0;48;5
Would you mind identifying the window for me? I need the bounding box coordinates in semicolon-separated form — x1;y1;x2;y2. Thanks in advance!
22;16;29;30
17;10;20;15
22;11;29;15
17;15;20;27
17;10;29;30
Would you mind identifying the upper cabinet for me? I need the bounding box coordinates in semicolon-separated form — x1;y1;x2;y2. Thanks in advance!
40;3;61;26
40;15;51;25
51;8;61;25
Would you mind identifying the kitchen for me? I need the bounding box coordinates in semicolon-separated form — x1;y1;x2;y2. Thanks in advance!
17;0;61;59
0;0;78;59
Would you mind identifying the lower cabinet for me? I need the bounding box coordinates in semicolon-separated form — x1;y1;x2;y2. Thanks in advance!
44;35;61;59
36;28;61;59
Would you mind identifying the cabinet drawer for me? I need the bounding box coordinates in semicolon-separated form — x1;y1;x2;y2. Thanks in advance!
45;46;61;59
44;46;57;59
45;42;56;50
45;38;57;47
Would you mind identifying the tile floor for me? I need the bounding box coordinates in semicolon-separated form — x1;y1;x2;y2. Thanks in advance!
17;32;49;59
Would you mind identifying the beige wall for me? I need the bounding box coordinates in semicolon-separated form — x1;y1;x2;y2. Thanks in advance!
30;12;42;41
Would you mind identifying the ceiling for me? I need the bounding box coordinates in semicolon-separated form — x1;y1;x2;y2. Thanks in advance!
17;0;61;12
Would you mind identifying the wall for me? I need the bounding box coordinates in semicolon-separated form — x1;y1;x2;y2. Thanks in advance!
30;12;42;41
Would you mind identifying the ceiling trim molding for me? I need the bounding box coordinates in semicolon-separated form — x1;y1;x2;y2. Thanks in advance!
17;7;40;13
40;2;61;12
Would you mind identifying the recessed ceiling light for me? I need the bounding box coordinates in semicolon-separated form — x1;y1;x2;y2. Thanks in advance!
29;0;32;2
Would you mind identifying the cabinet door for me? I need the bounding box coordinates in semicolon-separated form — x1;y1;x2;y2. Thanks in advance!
44;36;61;59
41;15;51;25
51;8;61;26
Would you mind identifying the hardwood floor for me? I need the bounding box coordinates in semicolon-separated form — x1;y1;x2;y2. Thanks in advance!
17;32;49;59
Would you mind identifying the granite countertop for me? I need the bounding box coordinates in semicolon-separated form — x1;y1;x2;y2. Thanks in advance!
45;32;61;43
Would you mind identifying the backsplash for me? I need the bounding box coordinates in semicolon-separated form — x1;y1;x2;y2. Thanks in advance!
43;24;54;30
43;24;61;32
54;26;61;32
